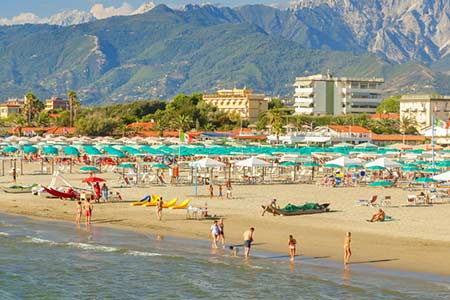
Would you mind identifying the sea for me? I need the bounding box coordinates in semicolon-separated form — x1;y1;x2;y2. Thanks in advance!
0;213;449;300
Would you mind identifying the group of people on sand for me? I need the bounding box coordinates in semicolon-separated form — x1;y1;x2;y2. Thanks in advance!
75;199;94;225
208;180;232;199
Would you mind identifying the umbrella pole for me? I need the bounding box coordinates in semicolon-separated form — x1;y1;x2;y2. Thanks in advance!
51;159;54;174
40;158;43;173
20;158;23;175
70;158;72;174
2;159;4;176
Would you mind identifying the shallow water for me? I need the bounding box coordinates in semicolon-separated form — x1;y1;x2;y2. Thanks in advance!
0;213;449;299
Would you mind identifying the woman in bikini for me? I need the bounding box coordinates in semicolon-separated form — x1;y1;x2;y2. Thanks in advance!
84;199;93;225
344;232;352;266
288;235;297;261
76;201;82;225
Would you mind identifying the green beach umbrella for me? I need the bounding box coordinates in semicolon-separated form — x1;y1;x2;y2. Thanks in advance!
422;167;442;173
80;166;100;172
401;166;421;171
368;181;394;187
367;166;385;170
23;145;38;153
43;145;58;155
345;164;362;169
3;146;18;153
153;163;169;169
435;160;450;167
280;161;296;167
63;146;80;156
414;177;437;183
117;163;135;169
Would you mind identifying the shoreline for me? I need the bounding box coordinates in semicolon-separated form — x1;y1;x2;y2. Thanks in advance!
2;192;450;277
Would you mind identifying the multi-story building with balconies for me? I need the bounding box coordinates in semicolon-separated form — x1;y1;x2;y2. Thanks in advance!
203;87;268;123
293;73;384;115
400;94;450;130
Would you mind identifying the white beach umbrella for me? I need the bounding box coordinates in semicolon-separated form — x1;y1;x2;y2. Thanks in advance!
365;157;402;169
432;171;450;181
325;156;362;168
190;157;226;168
235;156;272;167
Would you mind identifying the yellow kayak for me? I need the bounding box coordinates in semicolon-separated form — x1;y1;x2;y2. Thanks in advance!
130;200;149;206
162;198;177;208
170;199;190;209
143;198;158;207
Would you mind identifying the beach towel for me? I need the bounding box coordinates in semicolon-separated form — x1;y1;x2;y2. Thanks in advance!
366;216;394;222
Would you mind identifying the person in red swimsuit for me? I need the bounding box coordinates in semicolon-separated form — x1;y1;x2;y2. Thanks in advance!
84;199;93;225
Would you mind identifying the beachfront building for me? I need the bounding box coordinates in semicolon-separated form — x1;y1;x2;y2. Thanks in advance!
202;87;268;123
293;73;384;115
45;97;69;111
400;94;450;130
0;98;25;119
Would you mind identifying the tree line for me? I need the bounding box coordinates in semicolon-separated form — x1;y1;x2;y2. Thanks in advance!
2;92;416;137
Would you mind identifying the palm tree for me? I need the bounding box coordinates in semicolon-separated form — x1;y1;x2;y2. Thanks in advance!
172;114;193;132
67;91;77;127
266;109;285;144
23;92;43;126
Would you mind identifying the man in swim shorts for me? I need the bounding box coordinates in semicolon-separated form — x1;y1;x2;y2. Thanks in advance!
243;227;254;258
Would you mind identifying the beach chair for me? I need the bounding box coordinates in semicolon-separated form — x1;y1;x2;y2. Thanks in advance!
381;195;392;207
355;195;377;206
406;195;417;206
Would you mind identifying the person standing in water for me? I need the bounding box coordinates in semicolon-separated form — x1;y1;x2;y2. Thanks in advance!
218;218;225;248
243;227;254;258
344;232;352;267
76;201;82;225
84;199;93;225
209;220;220;249
156;197;163;221
288;235;297;261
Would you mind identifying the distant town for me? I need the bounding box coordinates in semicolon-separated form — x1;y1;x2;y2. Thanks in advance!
1;73;449;146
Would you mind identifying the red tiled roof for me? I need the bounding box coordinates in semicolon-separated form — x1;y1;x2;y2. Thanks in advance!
371;135;426;141
127;122;156;131
8;127;41;134
328;125;372;134
44;126;76;135
369;113;400;119
136;131;202;138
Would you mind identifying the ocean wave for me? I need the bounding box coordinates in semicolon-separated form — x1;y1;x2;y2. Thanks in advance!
65;242;119;253
0;232;9;237
24;236;57;245
125;250;162;257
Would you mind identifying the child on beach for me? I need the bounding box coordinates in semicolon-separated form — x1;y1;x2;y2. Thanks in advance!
288;235;297;261
209;184;214;199
76;201;82;224
228;246;238;256
344;232;352;266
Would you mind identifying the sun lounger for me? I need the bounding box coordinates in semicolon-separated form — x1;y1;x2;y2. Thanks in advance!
355;195;377;207
381;195;392;207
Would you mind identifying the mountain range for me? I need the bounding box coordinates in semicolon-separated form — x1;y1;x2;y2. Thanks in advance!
1;1;450;105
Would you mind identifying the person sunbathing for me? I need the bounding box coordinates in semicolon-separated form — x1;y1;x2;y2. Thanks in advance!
370;208;385;222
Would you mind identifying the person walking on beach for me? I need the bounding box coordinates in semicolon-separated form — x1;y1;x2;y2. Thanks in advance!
218;218;225;248
288;235;297;261
209;184;214;199
344;232;352;266
218;184;223;199
76;201;82;225
101;183;109;201
243;227;255;258
226;180;232;199
84;199;93;225
209;220;220;248
12;167;16;183
156;197;163;221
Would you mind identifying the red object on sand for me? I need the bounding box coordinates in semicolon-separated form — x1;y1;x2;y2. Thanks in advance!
43;186;79;199
82;177;106;183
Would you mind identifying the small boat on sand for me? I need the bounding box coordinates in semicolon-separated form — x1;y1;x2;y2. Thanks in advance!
2;184;38;193
261;203;330;216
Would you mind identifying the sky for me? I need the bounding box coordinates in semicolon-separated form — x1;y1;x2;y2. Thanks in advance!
0;0;282;19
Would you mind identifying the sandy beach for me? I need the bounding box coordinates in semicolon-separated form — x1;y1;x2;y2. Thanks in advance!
1;163;450;277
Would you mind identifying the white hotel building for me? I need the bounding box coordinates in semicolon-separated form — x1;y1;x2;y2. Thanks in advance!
293;73;384;115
